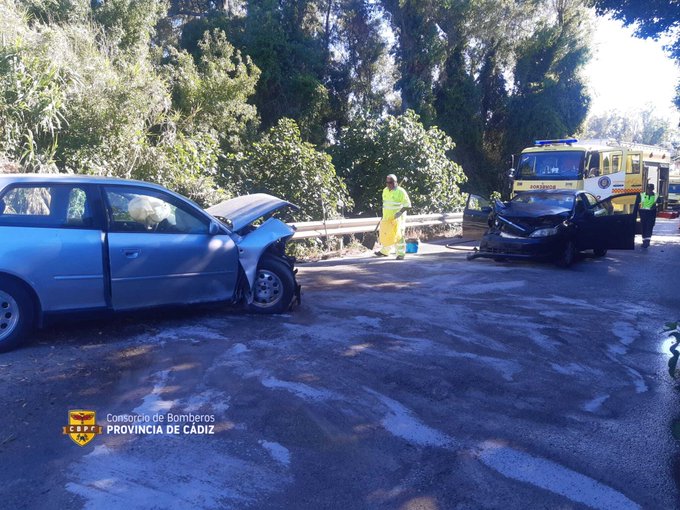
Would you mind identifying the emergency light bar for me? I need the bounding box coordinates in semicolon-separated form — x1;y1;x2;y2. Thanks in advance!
534;138;578;146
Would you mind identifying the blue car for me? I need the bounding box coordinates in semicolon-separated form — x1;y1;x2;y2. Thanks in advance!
0;174;301;352
467;190;640;267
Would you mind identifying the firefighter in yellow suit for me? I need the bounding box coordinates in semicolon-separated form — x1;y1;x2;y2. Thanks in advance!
376;174;411;259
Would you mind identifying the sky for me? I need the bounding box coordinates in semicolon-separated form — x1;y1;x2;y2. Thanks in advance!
586;15;680;123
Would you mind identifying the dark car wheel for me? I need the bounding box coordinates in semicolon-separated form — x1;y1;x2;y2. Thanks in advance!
593;247;607;257
0;277;34;352
556;240;576;268
246;256;296;314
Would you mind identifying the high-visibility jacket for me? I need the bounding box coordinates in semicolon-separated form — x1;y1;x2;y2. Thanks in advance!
382;186;411;220
640;192;658;210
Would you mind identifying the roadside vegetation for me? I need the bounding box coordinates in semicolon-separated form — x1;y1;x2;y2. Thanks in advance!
0;0;676;220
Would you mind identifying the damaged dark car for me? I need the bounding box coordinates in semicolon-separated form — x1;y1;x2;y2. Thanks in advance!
467;190;640;267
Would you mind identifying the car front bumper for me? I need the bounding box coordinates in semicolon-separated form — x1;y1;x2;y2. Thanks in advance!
468;232;565;261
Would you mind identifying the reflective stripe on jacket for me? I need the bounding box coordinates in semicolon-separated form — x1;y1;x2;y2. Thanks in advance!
640;193;658;210
382;186;411;220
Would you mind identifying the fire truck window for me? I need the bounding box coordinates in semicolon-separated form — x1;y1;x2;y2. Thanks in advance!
611;151;622;172
628;154;641;174
602;154;611;175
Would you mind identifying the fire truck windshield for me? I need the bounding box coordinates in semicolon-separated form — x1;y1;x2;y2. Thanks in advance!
516;151;585;180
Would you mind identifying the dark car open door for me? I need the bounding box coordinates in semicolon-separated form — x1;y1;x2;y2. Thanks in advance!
589;193;640;250
462;194;492;239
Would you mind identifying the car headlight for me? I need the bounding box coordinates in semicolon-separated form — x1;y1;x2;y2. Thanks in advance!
529;227;559;238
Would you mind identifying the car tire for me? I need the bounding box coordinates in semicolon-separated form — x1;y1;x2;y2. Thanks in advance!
593;247;607;258
246;256;296;314
556;240;576;268
0;277;35;352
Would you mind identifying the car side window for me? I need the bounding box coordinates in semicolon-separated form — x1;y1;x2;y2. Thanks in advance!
104;187;209;234
467;194;490;212
0;184;93;228
574;196;587;215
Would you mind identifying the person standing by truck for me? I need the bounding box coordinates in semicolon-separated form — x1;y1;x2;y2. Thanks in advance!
376;174;411;259
639;183;658;248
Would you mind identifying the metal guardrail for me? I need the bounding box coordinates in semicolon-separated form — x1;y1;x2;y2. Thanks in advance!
291;212;463;239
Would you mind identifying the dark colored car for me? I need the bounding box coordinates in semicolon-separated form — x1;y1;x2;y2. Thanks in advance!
467;190;640;267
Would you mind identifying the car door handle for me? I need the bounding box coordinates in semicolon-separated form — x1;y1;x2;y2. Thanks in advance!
122;248;141;259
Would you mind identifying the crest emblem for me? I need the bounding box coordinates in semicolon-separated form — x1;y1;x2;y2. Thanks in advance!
62;410;103;446
598;176;611;189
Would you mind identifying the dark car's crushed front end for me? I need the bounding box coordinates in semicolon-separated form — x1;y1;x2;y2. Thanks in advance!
468;200;572;261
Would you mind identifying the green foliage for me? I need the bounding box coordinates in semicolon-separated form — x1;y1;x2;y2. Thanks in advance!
21;0;89;24
582;107;676;146
333;110;467;216
0;27;68;170
1;0;604;220
504;1;591;158
592;0;680;63
166;28;260;153
91;0;168;57
235;118;351;221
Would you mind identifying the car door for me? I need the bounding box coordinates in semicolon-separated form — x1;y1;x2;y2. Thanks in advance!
462;194;492;239
103;185;239;310
0;183;107;311
582;193;640;250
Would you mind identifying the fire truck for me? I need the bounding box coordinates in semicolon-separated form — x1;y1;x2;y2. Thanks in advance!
510;138;671;209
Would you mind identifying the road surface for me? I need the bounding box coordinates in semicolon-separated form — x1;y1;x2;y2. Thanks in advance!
1;219;679;509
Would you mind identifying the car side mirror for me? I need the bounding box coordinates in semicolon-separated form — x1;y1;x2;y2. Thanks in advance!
209;221;221;235
508;168;515;179
481;206;492;214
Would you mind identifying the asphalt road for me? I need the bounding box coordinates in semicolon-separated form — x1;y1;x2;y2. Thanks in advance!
1;219;679;510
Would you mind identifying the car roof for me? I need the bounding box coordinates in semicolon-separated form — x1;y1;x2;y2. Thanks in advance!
515;189;582;196
0;173;166;190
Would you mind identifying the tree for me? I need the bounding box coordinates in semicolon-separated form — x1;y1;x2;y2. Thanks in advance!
582;106;676;146
504;0;591;160
591;0;680;108
332;110;467;216
166;28;260;154
380;0;447;125
235;118;351;221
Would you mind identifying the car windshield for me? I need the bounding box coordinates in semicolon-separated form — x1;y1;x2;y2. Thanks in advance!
511;193;574;209
516;151;585;180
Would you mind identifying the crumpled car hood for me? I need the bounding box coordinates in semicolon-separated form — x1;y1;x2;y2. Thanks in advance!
497;202;571;218
207;193;299;232
492;203;571;234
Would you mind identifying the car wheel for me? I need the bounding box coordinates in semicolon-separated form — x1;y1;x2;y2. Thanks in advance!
593;247;607;257
556;240;576;268
0;277;34;352
246;256;296;314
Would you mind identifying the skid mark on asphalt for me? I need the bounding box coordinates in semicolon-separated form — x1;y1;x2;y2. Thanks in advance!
180;389;230;416
583;394;610;412
365;388;455;448
611;321;638;347
132;370;174;415
476;441;641;510
260;376;338;401
259;440;291;466
623;366;648;393
364;389;640;509
66;436;290;510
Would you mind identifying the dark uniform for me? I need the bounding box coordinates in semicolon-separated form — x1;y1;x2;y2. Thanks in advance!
639;185;658;248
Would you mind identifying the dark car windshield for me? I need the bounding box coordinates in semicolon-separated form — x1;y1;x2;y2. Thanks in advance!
516;151;585;180
511;192;575;209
